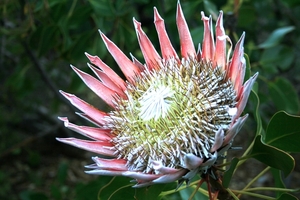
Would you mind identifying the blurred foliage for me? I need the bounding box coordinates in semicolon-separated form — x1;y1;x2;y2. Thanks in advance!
1;0;300;199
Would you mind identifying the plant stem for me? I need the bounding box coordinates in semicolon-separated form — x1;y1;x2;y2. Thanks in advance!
244;166;270;190
188;179;205;200
232;190;276;200
159;181;208;197
226;188;239;200
244;187;299;193
238;166;270;199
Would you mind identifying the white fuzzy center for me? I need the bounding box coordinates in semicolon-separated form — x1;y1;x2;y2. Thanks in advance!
138;85;174;121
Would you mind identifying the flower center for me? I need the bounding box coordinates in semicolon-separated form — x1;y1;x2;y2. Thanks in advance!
138;85;174;121
106;59;237;172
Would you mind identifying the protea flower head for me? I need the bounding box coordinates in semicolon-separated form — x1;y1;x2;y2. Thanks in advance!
57;2;258;188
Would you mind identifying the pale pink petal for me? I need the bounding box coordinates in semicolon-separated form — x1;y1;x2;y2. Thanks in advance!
154;7;178;60
214;11;227;69
184;153;204;170
85;169;124;176
215;11;225;43
133;18;162;70
152;160;180;174
56;137;115;156
130;53;145;70
228;32;245;85
60;90;108;125
58;117;112;141
92;157;128;171
87;63;126;98
224;114;248;145
99;31;140;82
85;52;126;91
152;169;187;184
132;182;154;188
236;73;258;118
199;152;217;168
182;169;199;181
71;65;120;108
210;128;225;152
234;60;246;95
122;171;161;181
84;163;98;169
201;12;215;61
176;2;196;58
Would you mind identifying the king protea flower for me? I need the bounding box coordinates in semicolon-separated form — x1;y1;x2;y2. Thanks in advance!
57;2;257;188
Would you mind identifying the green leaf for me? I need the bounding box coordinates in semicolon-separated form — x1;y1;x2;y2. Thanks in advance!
97;176;134;200
57;162;68;184
282;0;300;7
19;190;48;200
88;0;115;17
264;111;300;152
250;136;294;177
259;45;295;73
179;183;208;200
75;176;129;200
277;193;299;200
134;184;170;200
50;184;62;200
222;157;239;188
268;78;300;114
96;177;174;200
271;168;286;198
276;46;295;71
258;26;295;48
38;25;59;56
69;31;96;61
222;158;240;188
248;89;263;136
237;7;256;28
203;0;218;17
244;54;252;82
259;46;280;74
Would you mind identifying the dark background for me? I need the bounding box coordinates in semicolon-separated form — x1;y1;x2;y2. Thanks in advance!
1;0;300;199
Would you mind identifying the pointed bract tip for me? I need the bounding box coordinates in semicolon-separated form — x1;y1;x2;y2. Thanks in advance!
237;32;246;46
216;11;223;26
70;65;85;77
70;64;77;71
57;116;65;120
84;52;92;58
201;11;209;21
56;137;64;142
253;71;259;78
85;52;97;62
99;30;108;42
58;116;67;121
58;116;69;127
153;7;163;22
176;0;183;16
133;17;141;29
59;90;73;97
